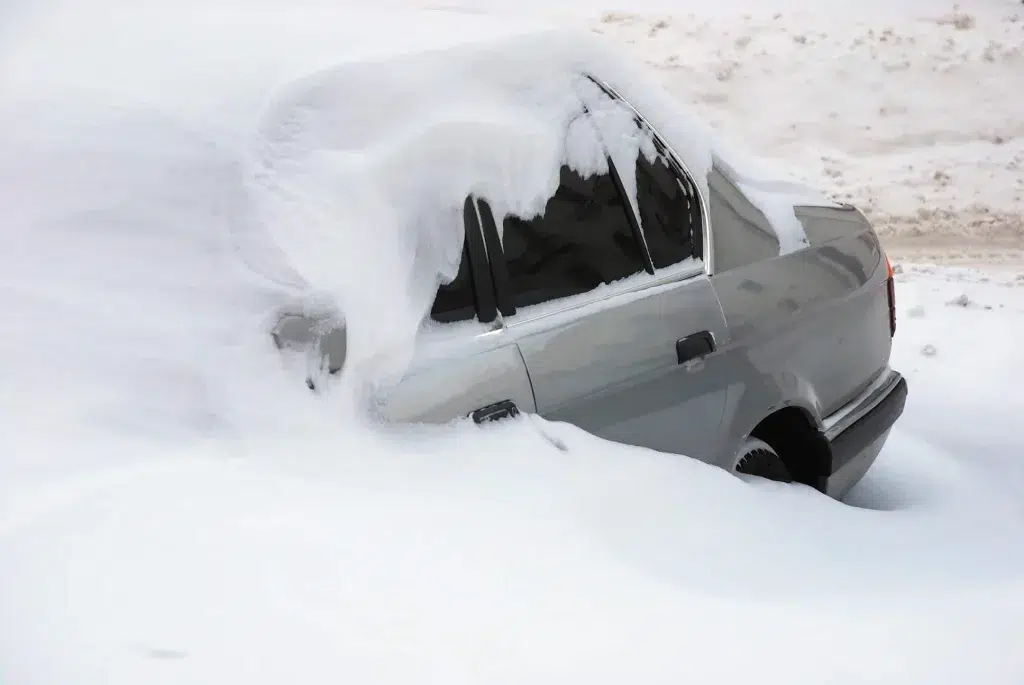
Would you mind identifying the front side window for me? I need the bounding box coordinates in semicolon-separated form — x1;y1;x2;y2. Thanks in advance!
501;165;647;309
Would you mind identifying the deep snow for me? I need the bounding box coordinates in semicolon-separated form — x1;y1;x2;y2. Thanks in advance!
1;1;1023;684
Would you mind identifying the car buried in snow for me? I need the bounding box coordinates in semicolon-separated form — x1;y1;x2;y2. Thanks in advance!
269;36;907;500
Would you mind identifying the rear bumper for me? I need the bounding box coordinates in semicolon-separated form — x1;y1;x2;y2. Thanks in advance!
822;369;908;499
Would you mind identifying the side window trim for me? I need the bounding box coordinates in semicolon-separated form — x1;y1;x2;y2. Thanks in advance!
581;73;714;275
428;198;498;325
463;196;497;324
606;153;656;275
578;99;657;276
476;197;516;319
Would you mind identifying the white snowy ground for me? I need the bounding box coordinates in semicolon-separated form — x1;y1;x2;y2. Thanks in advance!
1;1;1023;684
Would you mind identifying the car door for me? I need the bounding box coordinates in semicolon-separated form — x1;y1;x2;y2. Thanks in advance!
374;198;536;424
475;114;730;463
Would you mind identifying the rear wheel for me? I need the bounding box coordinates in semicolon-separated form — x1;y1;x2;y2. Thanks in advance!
734;437;792;483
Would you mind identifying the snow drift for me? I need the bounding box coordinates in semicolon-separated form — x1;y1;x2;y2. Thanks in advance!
0;5;833;395
1;2;1023;684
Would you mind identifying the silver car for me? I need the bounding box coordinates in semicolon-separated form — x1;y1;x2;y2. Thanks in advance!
273;73;907;501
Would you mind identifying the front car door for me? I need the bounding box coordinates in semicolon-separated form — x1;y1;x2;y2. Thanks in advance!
475;89;730;464
375;198;536;424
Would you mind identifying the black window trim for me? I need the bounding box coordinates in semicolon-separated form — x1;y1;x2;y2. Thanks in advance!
606;150;657;277
463;197;498;324
576;99;656;276
476;197;516;319
429;197;497;325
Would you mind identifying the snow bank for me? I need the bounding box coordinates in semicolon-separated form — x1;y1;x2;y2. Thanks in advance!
2;2;1024;684
3;408;1024;683
4;410;1024;684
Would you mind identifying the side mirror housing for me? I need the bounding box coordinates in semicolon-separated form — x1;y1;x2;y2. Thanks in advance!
271;312;347;384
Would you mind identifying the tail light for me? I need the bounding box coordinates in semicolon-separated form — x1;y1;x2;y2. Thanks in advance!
885;254;896;337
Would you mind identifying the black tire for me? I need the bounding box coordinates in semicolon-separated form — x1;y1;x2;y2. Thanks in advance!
735;438;793;483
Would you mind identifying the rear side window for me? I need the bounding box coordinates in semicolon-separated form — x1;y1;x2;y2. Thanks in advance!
430;242;476;322
634;138;702;269
502;165;647;309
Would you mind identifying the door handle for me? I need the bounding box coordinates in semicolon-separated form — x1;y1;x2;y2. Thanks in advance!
676;331;715;365
470;400;521;424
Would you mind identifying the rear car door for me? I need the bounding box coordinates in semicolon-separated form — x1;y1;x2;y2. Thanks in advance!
374;198;536;424
479;114;730;463
707;167;895;429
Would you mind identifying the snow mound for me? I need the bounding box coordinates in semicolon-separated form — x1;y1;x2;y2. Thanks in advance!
242;35;654;385
228;28;831;383
3;4;841;396
1;3;1024;684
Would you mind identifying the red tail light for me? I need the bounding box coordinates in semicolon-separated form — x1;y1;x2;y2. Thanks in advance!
885;254;896;337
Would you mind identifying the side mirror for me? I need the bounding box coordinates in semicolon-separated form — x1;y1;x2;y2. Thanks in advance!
271;312;347;384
